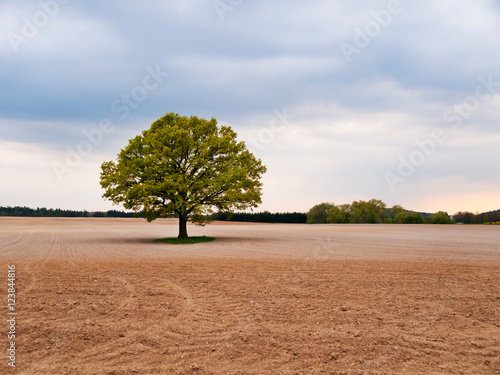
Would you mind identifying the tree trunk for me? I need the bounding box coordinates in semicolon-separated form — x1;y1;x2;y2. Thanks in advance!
178;213;188;239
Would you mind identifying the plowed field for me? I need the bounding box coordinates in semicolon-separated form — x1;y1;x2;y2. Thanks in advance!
1;218;499;374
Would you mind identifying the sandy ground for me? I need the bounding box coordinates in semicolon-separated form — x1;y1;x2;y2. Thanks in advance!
0;217;499;374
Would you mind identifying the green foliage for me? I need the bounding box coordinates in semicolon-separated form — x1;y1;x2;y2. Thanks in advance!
307;203;334;224
478;209;500;224
389;205;407;223
389;205;405;216
404;214;424;224
395;211;408;223
428;211;453;224
386;205;425;224
452;211;493;224
350;199;386;223
326;204;351;223
307;200;463;225
100;113;266;238
453;211;475;224
155;236;215;244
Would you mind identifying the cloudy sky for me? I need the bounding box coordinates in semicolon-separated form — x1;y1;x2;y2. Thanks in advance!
1;0;499;214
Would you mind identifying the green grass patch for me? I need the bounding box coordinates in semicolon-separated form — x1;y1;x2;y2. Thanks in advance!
155;236;215;244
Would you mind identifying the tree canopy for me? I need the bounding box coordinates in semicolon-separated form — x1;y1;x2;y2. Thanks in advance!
306;199;453;224
350;199;386;223
100;113;266;239
428;211;454;224
306;203;335;224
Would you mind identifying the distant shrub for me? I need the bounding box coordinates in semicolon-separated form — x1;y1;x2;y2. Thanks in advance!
404;215;424;224
429;211;454;224
307;203;335;224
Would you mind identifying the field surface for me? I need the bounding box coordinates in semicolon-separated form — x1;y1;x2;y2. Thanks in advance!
0;217;499;374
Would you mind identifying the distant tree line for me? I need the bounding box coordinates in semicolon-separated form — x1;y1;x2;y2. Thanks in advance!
304;199;496;224
0;206;135;218
2;204;499;225
210;211;307;223
454;210;500;224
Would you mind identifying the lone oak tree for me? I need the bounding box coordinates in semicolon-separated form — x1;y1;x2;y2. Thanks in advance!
100;113;266;239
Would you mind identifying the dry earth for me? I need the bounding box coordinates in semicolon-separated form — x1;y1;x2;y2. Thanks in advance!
0;217;499;374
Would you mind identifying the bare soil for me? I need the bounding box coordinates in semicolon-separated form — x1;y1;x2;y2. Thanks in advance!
1;218;499;374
